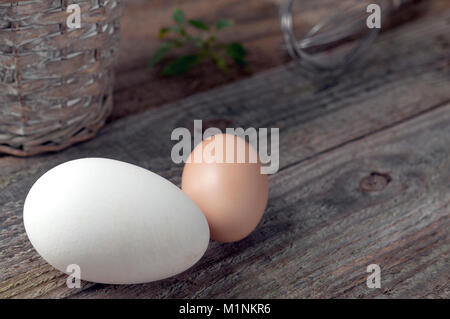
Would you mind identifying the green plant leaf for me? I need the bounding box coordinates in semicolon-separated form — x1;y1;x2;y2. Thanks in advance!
216;19;234;30
158;27;171;39
215;57;228;73
148;42;172;69
169;38;185;47
189;19;209;31
192;36;204;48
169;25;188;39
173;8;185;26
225;42;247;67
161;54;199;76
226;42;246;58
206;35;217;47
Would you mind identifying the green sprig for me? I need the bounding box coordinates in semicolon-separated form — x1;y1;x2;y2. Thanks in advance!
149;8;247;76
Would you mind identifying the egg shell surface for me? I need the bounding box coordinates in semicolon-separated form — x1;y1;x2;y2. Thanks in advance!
182;134;269;243
23;158;210;284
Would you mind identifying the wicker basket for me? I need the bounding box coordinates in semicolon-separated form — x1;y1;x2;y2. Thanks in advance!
0;0;123;156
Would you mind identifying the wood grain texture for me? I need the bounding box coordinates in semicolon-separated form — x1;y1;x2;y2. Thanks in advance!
0;3;449;298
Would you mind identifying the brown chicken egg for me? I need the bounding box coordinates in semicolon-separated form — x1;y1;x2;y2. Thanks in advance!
181;133;268;242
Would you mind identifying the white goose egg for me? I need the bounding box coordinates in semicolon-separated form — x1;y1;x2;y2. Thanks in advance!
23;158;209;284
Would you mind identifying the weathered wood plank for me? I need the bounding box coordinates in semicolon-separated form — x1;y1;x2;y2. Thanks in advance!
0;7;449;298
70;102;450;298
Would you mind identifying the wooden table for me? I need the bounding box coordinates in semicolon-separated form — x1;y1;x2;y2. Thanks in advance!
0;0;449;298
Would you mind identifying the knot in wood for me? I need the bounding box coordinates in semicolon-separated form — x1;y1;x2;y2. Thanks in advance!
359;172;392;192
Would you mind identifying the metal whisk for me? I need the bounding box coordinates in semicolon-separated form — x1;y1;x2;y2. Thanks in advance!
280;0;404;72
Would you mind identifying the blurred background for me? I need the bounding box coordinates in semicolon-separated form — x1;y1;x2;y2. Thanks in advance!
112;0;446;120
